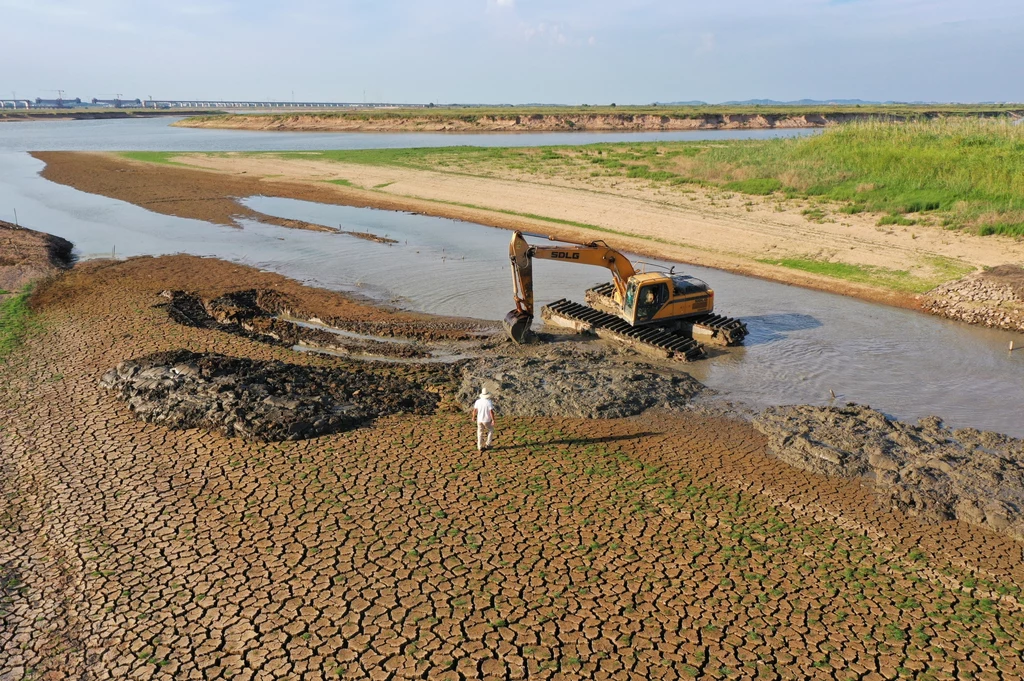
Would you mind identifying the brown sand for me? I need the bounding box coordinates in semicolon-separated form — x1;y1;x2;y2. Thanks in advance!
3;254;1024;678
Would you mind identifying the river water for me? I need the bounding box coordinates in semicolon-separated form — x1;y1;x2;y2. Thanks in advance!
1;118;1022;437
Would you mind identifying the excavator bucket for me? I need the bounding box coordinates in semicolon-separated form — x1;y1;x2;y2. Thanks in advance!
503;310;533;344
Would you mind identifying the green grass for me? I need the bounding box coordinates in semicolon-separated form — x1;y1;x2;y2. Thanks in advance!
119;151;192;167
878;214;916;226
758;256;974;293
675;118;1024;234
0;287;34;362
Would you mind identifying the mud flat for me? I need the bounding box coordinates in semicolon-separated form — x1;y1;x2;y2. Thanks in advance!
6;248;1024;678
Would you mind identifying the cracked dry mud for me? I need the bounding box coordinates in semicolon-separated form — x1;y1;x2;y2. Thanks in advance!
5;255;1024;680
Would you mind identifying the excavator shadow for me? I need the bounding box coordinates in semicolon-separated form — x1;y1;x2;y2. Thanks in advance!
738;313;822;346
485;431;662;453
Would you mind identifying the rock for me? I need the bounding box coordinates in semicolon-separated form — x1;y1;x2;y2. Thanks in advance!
100;350;438;441
754;404;1024;541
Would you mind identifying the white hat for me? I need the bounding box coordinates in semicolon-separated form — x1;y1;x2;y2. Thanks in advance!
479;387;491;398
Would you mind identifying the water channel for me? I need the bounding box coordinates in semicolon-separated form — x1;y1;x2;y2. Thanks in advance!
1;118;1021;437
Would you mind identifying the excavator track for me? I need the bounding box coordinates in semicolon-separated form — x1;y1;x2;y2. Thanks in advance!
586;283;749;346
542;299;706;362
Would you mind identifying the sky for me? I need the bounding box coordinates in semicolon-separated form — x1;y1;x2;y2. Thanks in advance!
3;0;1023;104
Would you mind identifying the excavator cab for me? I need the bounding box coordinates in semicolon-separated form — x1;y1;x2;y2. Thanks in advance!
629;281;669;324
625;274;713;326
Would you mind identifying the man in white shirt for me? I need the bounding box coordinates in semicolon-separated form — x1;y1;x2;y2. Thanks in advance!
471;387;496;452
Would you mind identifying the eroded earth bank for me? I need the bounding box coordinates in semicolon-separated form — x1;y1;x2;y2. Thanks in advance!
4;233;1024;679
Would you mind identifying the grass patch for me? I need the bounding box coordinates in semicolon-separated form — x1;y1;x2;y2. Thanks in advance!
759;256;973;294
878;214;916;226
801;208;827;223
119;151;193;167
0;287;35;362
328;179;356;188
978;222;1024;237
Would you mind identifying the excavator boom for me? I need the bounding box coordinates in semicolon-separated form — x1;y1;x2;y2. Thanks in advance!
503;231;636;343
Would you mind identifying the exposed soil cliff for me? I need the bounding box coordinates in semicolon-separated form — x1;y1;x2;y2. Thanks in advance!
0;221;73;294
174;111;1008;133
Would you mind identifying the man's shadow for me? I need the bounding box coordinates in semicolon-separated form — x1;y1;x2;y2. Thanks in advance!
484;431;661;452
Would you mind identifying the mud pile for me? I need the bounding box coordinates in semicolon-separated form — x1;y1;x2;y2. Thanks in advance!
458;355;703;419
0;221;73;293
755;404;1024;540
161;289;429;358
100;350;438;441
923;265;1024;332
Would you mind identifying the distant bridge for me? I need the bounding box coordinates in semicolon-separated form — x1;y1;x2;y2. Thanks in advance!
0;98;423;111
142;100;415;110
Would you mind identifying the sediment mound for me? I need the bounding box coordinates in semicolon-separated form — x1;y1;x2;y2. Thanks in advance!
923;265;1024;332
458;356;703;419
0;221;74;293
755;404;1024;540
161;289;428;358
100;350;438;441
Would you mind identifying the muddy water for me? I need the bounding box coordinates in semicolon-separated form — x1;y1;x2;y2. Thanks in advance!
1;119;1021;436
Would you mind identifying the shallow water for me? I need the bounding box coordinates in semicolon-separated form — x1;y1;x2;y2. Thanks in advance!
1;118;1022;437
0;116;815;153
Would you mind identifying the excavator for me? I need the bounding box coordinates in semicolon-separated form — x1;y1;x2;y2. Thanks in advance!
503;231;747;361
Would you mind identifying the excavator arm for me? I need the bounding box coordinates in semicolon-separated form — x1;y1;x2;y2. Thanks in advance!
504;231;637;343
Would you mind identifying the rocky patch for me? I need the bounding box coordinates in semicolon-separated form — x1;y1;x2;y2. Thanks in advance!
458;354;704;419
755;404;1024;540
923;265;1024;332
100;350;438;441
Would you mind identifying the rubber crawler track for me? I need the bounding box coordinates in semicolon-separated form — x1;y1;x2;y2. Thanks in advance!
543;298;707;361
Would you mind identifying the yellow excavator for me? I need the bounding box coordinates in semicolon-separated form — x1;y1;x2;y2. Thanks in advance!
503;231;747;361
